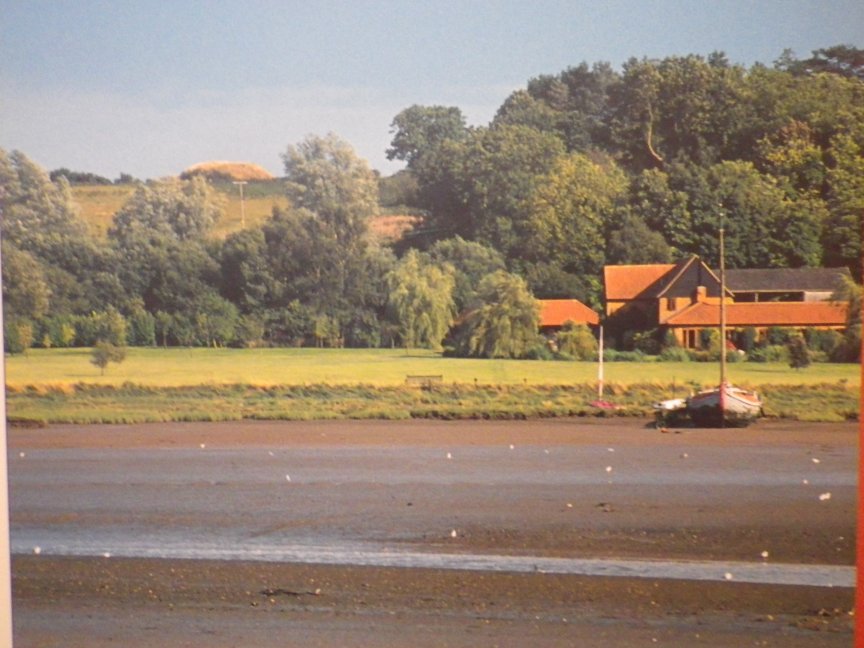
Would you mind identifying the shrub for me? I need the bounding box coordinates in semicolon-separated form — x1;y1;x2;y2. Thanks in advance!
555;322;598;360
804;328;843;358
733;327;758;353
765;326;793;346
787;336;811;370
4;319;33;355
631;329;661;355
748;344;790;363
659;346;690;362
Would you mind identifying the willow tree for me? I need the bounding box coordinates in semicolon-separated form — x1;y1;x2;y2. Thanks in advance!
386;250;455;350
455;271;541;359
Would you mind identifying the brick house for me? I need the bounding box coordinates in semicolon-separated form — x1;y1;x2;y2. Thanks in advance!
603;256;850;349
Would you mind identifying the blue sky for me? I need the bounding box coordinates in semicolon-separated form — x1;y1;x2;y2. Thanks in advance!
2;0;862;179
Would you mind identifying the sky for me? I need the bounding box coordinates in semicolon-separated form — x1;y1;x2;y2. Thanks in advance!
1;0;862;180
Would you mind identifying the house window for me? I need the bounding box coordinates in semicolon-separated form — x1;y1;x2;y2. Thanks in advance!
666;297;677;311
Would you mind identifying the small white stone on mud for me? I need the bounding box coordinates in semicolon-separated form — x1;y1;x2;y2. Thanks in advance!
450;529;457;538
819;492;831;501
32;546;41;555
268;451;274;457
446;452;452;460
18;452;25;458
200;443;206;449
607;448;615;452
812;457;820;464
761;550;769;559
680;453;688;458
566;503;573;508
285;475;291;482
103;552;111;558
724;572;733;580
509;444;515;450
802;479;809;485
605;466;613;473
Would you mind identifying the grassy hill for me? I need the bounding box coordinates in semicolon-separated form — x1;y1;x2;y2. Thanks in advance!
71;181;415;241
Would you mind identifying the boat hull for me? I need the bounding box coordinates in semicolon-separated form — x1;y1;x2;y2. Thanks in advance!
686;384;763;427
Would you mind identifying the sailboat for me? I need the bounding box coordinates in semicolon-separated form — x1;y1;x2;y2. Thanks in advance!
685;227;763;427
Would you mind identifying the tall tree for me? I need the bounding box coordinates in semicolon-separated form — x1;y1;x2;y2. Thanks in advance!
109;178;222;315
524;152;627;294
450;271;541;359
386;105;468;168
282;132;378;249
426;237;505;312
386;250;455;350
416;124;564;257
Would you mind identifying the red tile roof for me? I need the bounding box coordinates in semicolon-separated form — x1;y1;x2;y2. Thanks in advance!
604;264;675;300
538;299;599;327
663;301;849;327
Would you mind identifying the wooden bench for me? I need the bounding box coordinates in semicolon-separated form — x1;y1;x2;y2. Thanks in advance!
405;374;443;387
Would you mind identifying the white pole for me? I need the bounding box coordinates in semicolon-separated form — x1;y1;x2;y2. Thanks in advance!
233;181;247;228
0;240;14;646
598;325;604;398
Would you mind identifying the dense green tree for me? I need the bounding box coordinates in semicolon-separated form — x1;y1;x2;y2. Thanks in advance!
220;228;273;314
667;161;822;268
606;213;672;265
110;176;221;242
109;178;222;317
555;322;598;360
524;152;627;297
425;237;505;312
779;45;864;80
627;168;692;253
282;133;379;248
416;125;564;257
386;105;467;168
822;129;864;273
386;250;455;350
193;292;239;347
449;271;542;359
1;241;50;321
517;62;619;150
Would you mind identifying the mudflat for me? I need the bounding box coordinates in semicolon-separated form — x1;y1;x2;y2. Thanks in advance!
10;418;856;646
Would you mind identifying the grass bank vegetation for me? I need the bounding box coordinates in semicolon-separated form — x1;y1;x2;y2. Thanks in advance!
6;348;858;425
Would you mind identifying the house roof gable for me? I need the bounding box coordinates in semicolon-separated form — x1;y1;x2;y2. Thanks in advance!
604;264;676;301
538;299;599;327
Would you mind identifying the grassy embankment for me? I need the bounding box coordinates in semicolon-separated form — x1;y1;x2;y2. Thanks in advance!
6;348;859;424
71;182;289;239
70;182;415;241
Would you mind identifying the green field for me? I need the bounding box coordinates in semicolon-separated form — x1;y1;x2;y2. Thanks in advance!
4;348;859;424
6;347;859;389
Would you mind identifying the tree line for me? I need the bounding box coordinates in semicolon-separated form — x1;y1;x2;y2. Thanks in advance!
2;46;862;358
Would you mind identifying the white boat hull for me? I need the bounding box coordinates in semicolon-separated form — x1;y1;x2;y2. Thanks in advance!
686;384;763;427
